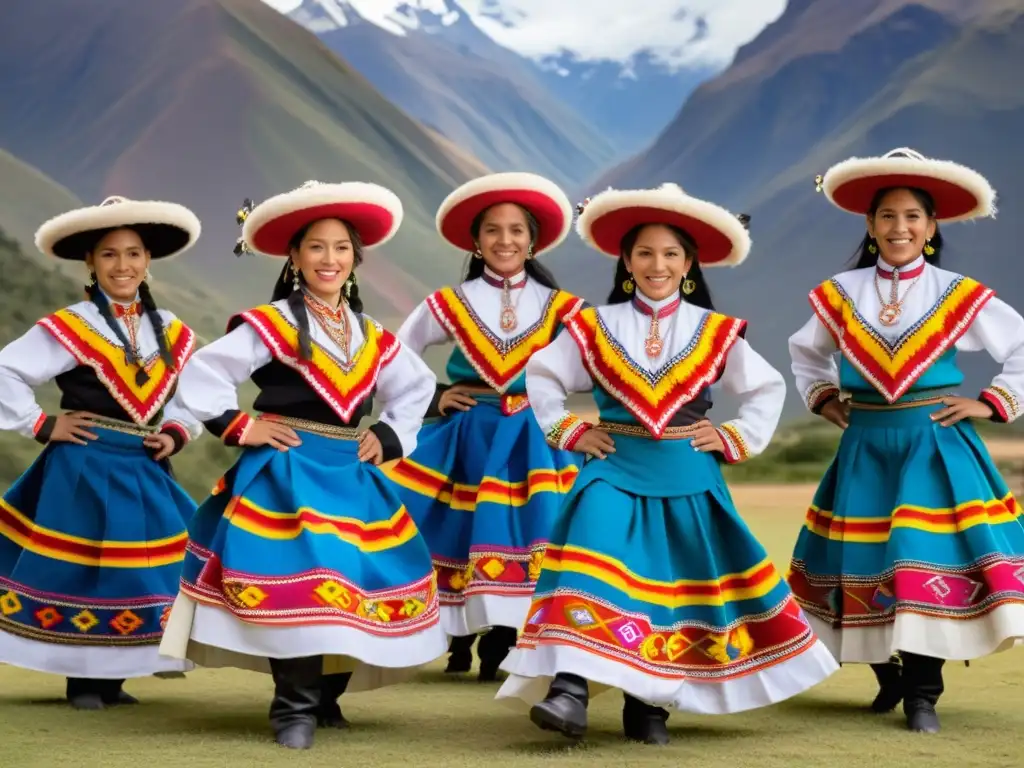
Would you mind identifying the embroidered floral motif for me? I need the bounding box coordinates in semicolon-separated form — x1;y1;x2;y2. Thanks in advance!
545;412;591;451
980;385;1020;423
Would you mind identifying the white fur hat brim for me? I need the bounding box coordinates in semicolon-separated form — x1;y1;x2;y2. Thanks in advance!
34;196;201;261
576;183;751;267
436;172;573;256
821;148;996;223
242;181;403;257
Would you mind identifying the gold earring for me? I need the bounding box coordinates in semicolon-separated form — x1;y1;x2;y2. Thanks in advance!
923;239;935;256
527;244;534;260
622;276;634;294
291;263;301;290
867;241;878;254
682;277;696;295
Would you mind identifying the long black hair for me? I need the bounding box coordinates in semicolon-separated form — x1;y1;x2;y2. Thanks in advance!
849;186;944;270
606;223;716;311
85;226;175;386
461;203;560;290
270;218;365;361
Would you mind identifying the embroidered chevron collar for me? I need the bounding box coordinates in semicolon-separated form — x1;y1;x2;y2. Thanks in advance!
37;309;194;425
565;306;746;438
237;304;399;421
810;276;993;403
427;287;583;392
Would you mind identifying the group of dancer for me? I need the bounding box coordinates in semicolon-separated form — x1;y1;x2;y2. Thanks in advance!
0;147;1022;751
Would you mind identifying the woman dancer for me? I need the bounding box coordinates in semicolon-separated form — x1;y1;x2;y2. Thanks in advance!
382;173;584;680
0;196;202;709
788;148;1024;733
158;181;446;750
497;183;838;745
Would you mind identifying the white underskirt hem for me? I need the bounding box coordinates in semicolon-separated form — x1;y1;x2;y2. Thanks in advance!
0;629;192;679
808;604;1024;663
442;594;532;637
495;640;839;715
159;593;448;692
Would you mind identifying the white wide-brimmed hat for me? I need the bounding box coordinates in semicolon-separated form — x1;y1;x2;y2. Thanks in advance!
241;180;404;257
576;182;751;267
817;147;996;223
435;172;573;257
35;196;201;261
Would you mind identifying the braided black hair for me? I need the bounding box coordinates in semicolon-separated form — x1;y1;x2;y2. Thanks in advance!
461;203;560;289
269;218;365;361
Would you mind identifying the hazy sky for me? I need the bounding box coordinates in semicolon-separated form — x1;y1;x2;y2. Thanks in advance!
261;0;787;70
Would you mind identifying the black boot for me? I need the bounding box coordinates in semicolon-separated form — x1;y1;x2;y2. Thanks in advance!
317;672;352;729
529;673;589;739
870;656;903;713
901;652;944;733
66;678;105;711
445;634;475;674
268;656;322;749
477;626;517;682
622;693;670;745
98;679;137;706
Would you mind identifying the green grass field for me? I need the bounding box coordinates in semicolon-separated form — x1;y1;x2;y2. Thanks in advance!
2;484;1022;768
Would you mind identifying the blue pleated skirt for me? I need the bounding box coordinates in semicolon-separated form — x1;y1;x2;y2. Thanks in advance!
0;426;195;678
788;402;1024;662
166;425;448;682
383;397;580;635
497;433;837;714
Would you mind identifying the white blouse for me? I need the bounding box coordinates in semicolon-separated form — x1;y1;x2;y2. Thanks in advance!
790;255;1024;421
0;297;201;439
169;298;436;456
397;265;556;355
526;290;786;460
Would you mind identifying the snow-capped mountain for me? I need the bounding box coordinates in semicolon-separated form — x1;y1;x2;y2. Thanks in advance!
273;0;779;159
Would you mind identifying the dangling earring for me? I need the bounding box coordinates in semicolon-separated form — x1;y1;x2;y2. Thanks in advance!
923;238;935;256
144;267;152;282
867;240;878;254
682;276;696;295
344;272;356;299
291;262;301;290
527;244;534;260
622;275;634;294
472;243;483;259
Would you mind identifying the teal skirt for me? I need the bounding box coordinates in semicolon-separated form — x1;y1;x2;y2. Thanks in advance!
497;433;837;714
788;402;1024;662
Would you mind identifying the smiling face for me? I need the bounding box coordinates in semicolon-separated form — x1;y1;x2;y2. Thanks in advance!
86;228;151;302
867;188;937;268
624;224;694;302
475;203;533;276
290;218;356;305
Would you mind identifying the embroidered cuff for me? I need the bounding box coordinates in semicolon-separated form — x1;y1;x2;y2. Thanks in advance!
980;386;1020;424
160;421;191;456
33;414;55;445
203;410;254;446
368;422;404;462
546;413;591;451
716;422;751;464
806;381;840;414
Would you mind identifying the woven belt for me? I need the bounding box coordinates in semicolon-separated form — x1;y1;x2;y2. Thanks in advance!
596;421;703;440
87;416;157;437
847;395;947;411
258;414;361;440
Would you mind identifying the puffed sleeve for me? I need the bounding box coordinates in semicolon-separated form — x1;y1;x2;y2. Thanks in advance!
714;337;787;464
0;325;78;443
957;296;1024;423
789;314;841;414
367;339;437;461
167;322;271;446
525;331;594;451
